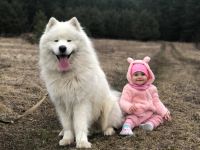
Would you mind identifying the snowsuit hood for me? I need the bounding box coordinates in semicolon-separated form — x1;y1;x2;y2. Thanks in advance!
126;56;155;85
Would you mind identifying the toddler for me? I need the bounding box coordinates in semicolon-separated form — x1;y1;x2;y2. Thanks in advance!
119;56;171;135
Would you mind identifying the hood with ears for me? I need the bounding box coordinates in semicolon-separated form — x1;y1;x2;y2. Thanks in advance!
126;56;155;85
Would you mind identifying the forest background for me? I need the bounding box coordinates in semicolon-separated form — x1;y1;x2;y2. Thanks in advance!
0;0;200;43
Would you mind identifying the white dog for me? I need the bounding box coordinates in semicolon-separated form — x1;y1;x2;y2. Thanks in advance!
39;17;123;148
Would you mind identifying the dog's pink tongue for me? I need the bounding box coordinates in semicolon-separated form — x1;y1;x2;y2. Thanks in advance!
58;57;70;71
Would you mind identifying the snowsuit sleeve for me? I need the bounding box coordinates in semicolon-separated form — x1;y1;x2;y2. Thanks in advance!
119;84;133;114
151;86;169;117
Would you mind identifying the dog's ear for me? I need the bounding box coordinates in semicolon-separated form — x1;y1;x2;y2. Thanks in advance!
69;17;81;31
45;17;58;33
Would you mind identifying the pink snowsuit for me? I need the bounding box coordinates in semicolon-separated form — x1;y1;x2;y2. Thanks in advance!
119;57;169;128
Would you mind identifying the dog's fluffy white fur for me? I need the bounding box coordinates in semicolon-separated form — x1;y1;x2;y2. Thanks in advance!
39;17;123;148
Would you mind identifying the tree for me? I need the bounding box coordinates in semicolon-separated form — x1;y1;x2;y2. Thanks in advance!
33;10;47;42
134;10;160;40
81;7;105;38
181;0;200;42
117;10;137;39
0;0;28;35
103;10;121;38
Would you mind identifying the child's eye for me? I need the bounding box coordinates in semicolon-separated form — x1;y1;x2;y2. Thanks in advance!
67;40;72;42
141;73;145;76
134;73;139;76
54;40;59;42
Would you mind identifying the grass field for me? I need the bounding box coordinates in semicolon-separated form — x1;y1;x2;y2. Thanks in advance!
0;37;200;149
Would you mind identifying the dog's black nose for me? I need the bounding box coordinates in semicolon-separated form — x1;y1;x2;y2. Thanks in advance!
59;45;67;53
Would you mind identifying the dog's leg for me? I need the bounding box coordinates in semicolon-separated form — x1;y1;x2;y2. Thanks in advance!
104;127;115;136
55;104;74;146
101;96;123;136
106;101;124;133
59;128;74;146
73;102;92;148
101;98;116;136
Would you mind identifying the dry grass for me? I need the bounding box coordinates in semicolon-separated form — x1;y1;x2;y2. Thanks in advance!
0;37;200;149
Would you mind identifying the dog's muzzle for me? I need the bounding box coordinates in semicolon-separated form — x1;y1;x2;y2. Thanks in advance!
53;45;74;60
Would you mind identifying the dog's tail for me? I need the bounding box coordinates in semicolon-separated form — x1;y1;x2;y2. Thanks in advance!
109;90;124;128
111;90;121;99
101;90;123;131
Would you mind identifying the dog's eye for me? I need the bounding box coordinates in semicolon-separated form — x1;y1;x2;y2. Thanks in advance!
54;40;59;42
67;40;72;42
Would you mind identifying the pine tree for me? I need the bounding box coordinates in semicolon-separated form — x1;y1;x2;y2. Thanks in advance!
33;10;47;42
134;10;160;41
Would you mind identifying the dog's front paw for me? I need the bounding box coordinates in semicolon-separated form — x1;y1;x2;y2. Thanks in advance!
76;141;92;148
104;127;115;136
59;138;74;146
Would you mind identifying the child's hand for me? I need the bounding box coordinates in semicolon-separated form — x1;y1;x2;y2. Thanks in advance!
164;111;171;121
129;104;136;114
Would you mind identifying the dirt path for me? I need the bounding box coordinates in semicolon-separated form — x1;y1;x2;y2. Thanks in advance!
150;42;200;149
0;38;200;149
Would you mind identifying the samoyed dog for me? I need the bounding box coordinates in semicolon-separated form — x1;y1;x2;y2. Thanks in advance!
39;17;123;148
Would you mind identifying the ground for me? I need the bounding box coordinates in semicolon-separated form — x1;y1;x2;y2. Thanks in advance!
0;37;200;150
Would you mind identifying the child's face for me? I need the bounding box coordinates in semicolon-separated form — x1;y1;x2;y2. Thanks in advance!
132;71;148;85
